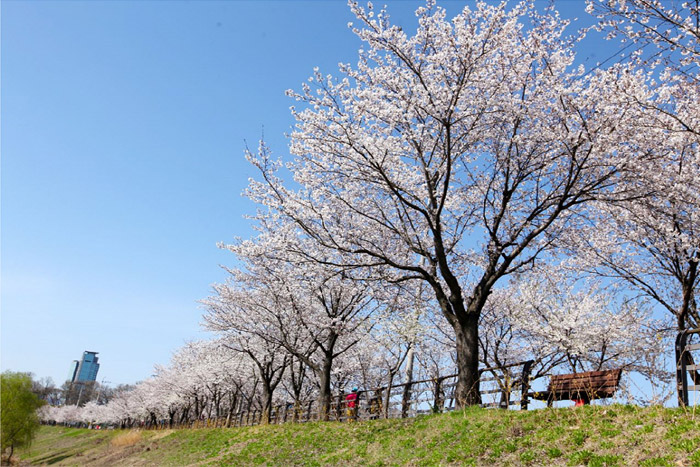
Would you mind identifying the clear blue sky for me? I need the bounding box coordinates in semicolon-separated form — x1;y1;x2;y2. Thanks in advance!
2;1;609;387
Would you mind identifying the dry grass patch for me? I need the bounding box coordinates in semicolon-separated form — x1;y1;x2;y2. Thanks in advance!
110;430;143;447
150;428;175;440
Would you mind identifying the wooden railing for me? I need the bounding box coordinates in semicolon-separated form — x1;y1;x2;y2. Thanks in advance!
226;360;534;427
676;328;700;407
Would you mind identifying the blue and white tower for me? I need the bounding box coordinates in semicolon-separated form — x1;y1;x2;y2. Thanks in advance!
72;351;100;382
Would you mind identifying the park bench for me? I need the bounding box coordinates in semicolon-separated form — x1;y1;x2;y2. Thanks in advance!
529;369;622;407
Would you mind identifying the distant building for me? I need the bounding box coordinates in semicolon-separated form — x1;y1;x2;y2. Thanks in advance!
68;360;80;382
71;351;100;383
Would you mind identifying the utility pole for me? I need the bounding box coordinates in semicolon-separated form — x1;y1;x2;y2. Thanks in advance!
96;379;111;404
75;384;84;407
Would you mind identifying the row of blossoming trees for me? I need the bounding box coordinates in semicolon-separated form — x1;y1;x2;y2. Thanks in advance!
40;0;698;427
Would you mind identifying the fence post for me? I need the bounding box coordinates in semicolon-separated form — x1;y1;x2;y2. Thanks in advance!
520;360;533;411
676;330;690;407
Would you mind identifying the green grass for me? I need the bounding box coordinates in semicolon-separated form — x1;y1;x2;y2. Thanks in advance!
15;405;700;466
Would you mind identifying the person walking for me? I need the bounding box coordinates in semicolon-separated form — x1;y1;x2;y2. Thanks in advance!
345;387;359;421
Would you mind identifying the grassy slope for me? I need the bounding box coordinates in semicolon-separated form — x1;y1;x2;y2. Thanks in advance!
15;405;700;466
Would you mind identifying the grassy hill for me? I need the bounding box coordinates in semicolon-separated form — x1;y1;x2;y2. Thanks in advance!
14;405;700;466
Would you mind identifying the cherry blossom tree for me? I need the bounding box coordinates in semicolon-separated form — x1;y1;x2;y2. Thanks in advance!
512;272;663;374
277;356;313;422
37;339;264;429
586;1;699;81
204;230;378;420
247;0;658;405
364;281;438;416
571;168;699;332
476;268;671;404
580;1;700;331
151;340;252;427
208;324;288;424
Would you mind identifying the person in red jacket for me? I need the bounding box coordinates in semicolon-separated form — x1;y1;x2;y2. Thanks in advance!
345;387;359;420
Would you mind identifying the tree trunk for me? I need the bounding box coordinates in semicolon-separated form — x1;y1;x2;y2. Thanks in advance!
433;378;444;413
214;392;221;419
679;260;700;384
679;259;698;330
225;394;237;428
260;382;272;424
317;357;333;421
194;396;201;420
384;372;395;419
454;313;482;407
179;407;189;425
430;248;483;408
